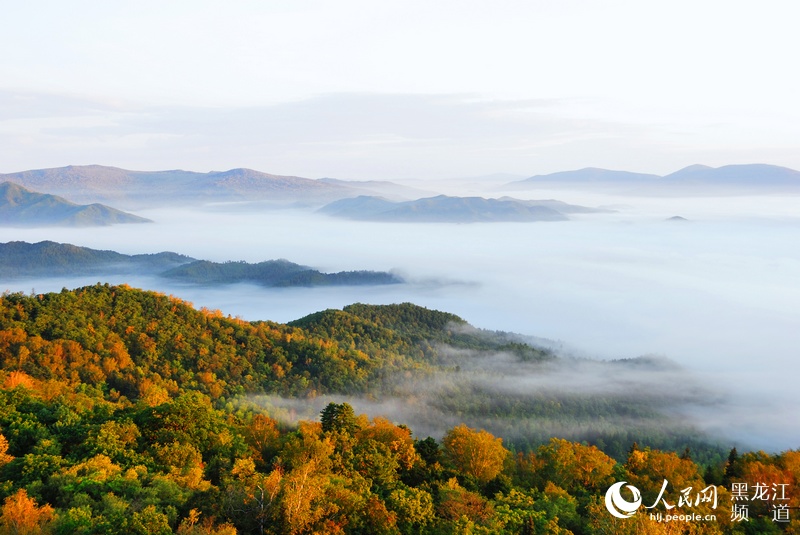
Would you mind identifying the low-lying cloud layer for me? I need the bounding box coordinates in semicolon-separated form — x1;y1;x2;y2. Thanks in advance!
247;341;732;455
1;191;798;451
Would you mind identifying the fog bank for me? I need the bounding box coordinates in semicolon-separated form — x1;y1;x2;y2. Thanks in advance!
2;192;798;450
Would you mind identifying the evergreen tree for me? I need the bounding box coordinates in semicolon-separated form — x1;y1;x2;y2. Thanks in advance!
320;402;357;435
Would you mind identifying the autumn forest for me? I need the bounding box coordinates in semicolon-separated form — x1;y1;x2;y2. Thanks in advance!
0;284;796;534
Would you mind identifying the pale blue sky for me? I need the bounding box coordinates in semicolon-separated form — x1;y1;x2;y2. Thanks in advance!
2;0;799;178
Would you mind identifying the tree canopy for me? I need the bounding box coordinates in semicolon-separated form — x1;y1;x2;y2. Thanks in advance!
0;284;792;534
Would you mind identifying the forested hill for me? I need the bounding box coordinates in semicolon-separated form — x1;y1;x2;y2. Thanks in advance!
0;285;552;400
289;303;552;365
161;259;402;287
319;195;572;222
0;284;719;456
0;240;192;276
0;284;439;398
0;284;796;534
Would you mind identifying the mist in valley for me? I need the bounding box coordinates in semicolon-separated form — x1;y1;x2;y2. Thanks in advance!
246;343;728;459
2;186;799;452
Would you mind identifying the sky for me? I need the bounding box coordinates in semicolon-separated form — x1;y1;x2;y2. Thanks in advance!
2;0;800;179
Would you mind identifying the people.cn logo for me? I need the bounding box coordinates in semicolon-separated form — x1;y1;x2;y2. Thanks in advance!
605;481;643;518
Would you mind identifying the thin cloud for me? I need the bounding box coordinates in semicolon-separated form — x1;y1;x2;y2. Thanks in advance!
0;91;648;177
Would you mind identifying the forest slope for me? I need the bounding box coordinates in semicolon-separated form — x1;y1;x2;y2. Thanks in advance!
1;285;792;534
0;285;720;457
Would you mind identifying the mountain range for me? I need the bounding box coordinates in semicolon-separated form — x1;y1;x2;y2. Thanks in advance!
0;181;151;227
0;165;416;207
505;163;800;190
2;163;798;221
2;162;798;209
0;241;402;287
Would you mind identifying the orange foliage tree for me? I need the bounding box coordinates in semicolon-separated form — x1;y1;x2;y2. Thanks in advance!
0;489;54;535
0;433;13;467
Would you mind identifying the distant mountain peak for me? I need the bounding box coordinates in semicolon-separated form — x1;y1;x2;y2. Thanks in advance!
674;164;712;172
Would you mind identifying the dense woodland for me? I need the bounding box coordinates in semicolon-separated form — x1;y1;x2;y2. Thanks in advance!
0;284;797;534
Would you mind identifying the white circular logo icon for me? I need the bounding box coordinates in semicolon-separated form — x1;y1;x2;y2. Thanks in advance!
605;481;642;518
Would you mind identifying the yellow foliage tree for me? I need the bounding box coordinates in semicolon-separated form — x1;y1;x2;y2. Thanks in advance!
442;424;508;483
244;414;281;466
625;447;705;506
223;458;282;535
537;438;616;491
280;458;333;535
177;508;238;535
356;417;418;470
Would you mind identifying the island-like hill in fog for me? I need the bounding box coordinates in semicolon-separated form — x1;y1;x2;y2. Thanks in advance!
0;181;151;227
161;259;402;287
0;240;402;287
318;194;610;222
